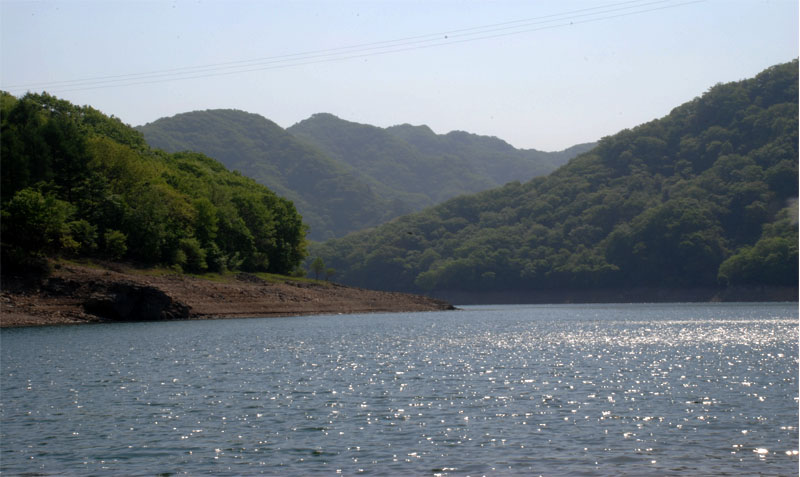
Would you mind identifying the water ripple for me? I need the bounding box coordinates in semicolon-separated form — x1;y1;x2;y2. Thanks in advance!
1;302;797;475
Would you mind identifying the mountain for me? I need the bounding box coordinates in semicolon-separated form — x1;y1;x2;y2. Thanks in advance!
1;93;306;276
139;110;590;241
311;60;799;300
137;110;406;241
288;113;593;205
386;123;591;187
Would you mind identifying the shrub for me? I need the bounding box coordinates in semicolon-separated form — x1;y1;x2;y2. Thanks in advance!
103;229;128;260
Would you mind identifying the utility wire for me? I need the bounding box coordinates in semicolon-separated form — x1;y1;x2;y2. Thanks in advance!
5;0;694;90
6;0;659;89
4;0;702;94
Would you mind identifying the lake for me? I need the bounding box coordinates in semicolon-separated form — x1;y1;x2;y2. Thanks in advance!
1;303;797;475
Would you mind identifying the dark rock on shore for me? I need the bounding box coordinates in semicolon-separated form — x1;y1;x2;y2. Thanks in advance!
83;283;191;322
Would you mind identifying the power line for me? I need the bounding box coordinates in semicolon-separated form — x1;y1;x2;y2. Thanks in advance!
5;0;658;89
4;0;698;91
4;0;703;94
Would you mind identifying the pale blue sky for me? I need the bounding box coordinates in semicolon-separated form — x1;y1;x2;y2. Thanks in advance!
1;0;797;150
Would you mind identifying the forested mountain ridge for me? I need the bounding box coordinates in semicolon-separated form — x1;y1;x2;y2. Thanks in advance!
312;60;798;298
1;93;306;276
288;113;593;205
137;110;407;241
139;110;589;241
386;123;593;187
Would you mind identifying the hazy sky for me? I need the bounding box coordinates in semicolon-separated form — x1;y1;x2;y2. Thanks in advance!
1;0;797;151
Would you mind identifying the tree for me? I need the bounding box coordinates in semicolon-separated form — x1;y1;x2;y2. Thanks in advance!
324;267;336;281
1;188;74;255
0;92;308;275
310;257;325;280
103;229;128;260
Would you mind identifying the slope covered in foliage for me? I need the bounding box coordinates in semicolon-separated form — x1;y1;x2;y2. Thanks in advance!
137;110;407;241
1;93;306;276
288;113;593;205
313;61;798;296
139;110;591;241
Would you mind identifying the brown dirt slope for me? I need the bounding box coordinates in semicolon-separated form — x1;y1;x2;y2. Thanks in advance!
0;263;455;327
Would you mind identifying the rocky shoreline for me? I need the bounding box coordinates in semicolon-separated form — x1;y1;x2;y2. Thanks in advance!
0;263;455;328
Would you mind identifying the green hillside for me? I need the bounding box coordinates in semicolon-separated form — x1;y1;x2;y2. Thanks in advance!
137;110;407;241
1;93;306;276
288;113;592;204
139;110;588;241
312;61;799;298
387;123;593;187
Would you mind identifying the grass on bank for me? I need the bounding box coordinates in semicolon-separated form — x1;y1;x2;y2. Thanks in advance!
57;258;331;287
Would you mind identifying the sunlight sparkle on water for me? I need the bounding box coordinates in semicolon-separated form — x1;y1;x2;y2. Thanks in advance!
1;303;796;475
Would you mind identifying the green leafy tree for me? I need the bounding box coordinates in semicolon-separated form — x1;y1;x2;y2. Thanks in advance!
0;92;308;276
67;219;98;255
178;237;208;273
718;205;798;286
103;229;128;260
1;188;74;255
310;257;325;280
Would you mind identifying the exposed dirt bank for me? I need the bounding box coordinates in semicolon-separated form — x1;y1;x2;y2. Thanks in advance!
0;264;455;328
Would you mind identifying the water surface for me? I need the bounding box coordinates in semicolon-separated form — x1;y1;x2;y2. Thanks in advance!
2;302;797;475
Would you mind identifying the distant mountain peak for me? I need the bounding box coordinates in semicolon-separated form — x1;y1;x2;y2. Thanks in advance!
387;123;436;134
139;109;590;241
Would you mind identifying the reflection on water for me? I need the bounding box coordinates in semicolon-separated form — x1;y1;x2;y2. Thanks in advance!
1;302;797;475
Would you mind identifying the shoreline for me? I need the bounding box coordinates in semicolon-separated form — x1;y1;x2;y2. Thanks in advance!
2;263;795;328
0;263;455;328
433;286;798;305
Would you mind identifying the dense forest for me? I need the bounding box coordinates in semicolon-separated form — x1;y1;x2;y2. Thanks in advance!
137;110;405;241
287;113;593;206
138;111;591;240
1;92;307;276
312;61;799;296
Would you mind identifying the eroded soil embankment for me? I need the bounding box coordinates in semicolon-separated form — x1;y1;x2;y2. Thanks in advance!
0;264;455;327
